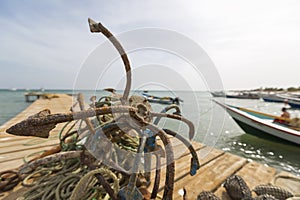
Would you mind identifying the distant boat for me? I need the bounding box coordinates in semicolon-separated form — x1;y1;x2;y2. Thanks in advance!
104;88;116;93
276;94;300;108
277;93;300;101
226;92;260;99
142;92;182;105
288;100;300;109
215;101;300;145
261;94;286;103
210;91;226;97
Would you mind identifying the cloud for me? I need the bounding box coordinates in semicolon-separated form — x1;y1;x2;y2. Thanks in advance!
0;0;300;89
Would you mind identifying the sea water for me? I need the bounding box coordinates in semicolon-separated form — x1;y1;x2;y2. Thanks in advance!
0;89;299;176
0;89;31;125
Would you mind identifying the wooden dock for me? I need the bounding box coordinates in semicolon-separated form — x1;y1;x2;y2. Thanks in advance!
24;92;60;102
0;94;299;199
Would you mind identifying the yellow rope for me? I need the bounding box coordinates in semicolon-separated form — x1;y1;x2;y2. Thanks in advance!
70;168;119;200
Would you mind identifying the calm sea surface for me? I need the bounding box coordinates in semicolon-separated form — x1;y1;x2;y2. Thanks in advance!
0;89;299;176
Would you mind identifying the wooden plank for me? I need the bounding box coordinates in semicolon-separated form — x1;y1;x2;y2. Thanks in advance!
151;137;205;169
0;159;26;171
0;94;74;198
149;146;225;198
0;136;29;143
0;94;73;136
234;162;277;188
174;146;225;181
0;123;68;151
0;135;59;149
271;171;300;195
1;127;72;144
214;161;277;199
1;93;298;200
169;138;205;160
0;139;59;155
171;153;247;199
146;139;205;173
0;94;73;173
0;144;58;163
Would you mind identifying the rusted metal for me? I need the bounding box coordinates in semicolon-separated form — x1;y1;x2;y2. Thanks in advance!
163;129;200;175
153;104;181;125
146;124;175;200
88;18;131;103
77;93;95;134
94;173;119;200
118;134;146;200
151;112;195;140
6;106;137;138
3;18;202;200
150;147;163;199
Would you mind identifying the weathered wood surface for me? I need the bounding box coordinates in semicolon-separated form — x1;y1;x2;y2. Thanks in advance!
173;153;247;199
271;171;300;195
0;94;73;172
214;161;277;200
0;94;299;199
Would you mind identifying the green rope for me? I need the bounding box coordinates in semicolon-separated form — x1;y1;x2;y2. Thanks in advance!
21;158;84;200
70;168;119;200
55;174;81;200
59;120;81;151
22;169;51;187
23;150;47;164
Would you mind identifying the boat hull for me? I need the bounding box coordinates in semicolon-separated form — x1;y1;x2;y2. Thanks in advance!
262;95;285;103
211;92;225;97
147;98;174;105
226;95;260;99
142;93;180;105
215;101;300;145
232;118;295;144
288;100;300;109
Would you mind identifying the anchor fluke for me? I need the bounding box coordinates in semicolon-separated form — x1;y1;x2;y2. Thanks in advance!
88;18;102;33
6;109;56;138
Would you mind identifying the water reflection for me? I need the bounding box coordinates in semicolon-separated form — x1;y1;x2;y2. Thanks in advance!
219;134;300;176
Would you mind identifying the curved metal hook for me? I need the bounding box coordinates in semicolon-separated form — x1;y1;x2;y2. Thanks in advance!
163;129;200;176
88;18;132;103
151;112;195;140
154;104;181;125
146;124;175;200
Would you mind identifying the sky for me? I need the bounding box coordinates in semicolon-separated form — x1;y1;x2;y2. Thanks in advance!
0;0;300;91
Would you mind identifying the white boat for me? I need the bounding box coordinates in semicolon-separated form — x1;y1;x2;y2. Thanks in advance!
277;94;300;109
261;94;286;103
288;100;300;109
142;92;182;105
214;101;300;145
210;91;226;97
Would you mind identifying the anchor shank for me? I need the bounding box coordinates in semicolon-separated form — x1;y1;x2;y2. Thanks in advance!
6;106;136;138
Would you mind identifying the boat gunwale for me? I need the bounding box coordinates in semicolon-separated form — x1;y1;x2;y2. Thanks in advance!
215;101;300;139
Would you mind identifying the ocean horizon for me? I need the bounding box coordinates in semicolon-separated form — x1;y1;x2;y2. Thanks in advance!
0;89;299;176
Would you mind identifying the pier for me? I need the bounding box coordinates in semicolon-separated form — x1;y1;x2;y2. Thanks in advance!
0;94;298;199
24;92;60;102
24;92;45;102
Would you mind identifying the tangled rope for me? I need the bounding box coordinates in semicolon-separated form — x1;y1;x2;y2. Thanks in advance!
2;18;201;200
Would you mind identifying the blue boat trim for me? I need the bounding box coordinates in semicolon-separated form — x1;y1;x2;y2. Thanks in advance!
228;105;299;137
213;101;300;144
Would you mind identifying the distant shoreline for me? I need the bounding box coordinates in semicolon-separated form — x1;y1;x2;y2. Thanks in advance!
1;86;300;92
